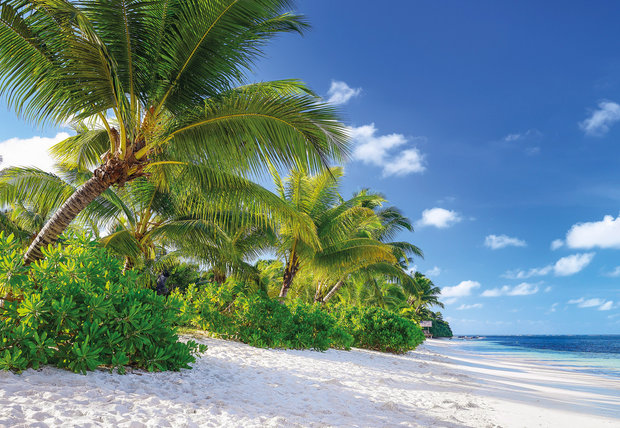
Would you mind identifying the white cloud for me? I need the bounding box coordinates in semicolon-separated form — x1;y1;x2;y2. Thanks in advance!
502;129;542;142
417;207;462;229
456;303;483;310
503;253;594;279
568;297;614;311
349;123;426;177
381;148;425;177
326;80;361;105
500;129;542;156
481;282;540;297
565;215;620;249
425;266;441;277
441;280;480;298
549;303;559;312
503;265;552;279
544;286;552;293
0;133;69;173
579;100;620;136
553;252;594;276
605;266;620;277
550;239;564;250
484;234;526;250
504;133;522;142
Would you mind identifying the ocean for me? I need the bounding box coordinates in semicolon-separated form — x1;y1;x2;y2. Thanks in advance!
447;335;620;378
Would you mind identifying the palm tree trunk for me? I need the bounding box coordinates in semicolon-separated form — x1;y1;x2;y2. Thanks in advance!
279;254;299;299
320;279;344;304
23;160;125;264
313;281;323;303
123;257;134;272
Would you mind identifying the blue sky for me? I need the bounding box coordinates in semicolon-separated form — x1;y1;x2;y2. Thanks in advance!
1;0;620;334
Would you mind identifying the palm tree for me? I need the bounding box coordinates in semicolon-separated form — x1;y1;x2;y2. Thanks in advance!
0;0;348;264
272;166;398;300
334;274;407;310
407;272;444;316
0;163;304;284
315;192;423;303
0;208;32;244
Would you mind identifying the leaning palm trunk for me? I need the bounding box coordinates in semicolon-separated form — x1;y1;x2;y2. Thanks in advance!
279;255;299;299
313;281;324;303
319;279;344;304
23;158;128;264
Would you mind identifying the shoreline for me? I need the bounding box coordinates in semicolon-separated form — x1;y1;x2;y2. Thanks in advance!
0;335;618;427
423;339;620;427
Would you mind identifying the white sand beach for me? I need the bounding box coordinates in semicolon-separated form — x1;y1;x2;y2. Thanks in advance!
0;336;618;428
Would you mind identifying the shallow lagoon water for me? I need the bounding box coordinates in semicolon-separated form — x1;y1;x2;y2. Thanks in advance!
446;335;620;378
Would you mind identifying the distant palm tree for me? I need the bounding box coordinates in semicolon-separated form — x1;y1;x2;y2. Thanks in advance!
271;167;398;300
0;0;348;264
316;191;423;303
408;272;444;315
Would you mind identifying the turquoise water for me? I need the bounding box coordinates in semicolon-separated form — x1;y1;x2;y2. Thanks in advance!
447;335;620;378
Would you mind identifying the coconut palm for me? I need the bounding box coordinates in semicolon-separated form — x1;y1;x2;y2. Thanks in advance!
334;274;407;310
407;272;444;315
0;0;348;264
0;163;305;284
314;192;423;303
272;166;399;300
0;208;32;244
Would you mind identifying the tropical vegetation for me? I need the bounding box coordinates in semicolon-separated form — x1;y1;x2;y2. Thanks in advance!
0;0;450;374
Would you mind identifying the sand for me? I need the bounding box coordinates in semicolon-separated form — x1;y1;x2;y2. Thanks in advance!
0;335;618;427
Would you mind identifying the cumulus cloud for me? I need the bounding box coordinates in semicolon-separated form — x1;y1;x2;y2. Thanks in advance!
326;80;362;105
568;297;614;311
579;101;620;136
349;123;426;177
0;133;69;173
456;303;483;310
565;215;620;249
503;253;594;279
550;239;564;250
417;208;462;229
549;303;559;312
484;234;526;250
381;148;426;176
553;252;594;276
425;266;441;277
481;282;540;297
441;280;480;298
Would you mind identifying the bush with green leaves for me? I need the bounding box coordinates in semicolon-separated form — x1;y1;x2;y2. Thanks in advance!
0;233;206;374
332;305;425;353
430;319;453;338
175;281;353;351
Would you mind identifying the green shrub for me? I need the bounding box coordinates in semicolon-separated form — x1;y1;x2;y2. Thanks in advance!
233;295;291;348
0;233;206;374
286;301;352;351
430;319;453;338
332;305;425;353
176;281;353;351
